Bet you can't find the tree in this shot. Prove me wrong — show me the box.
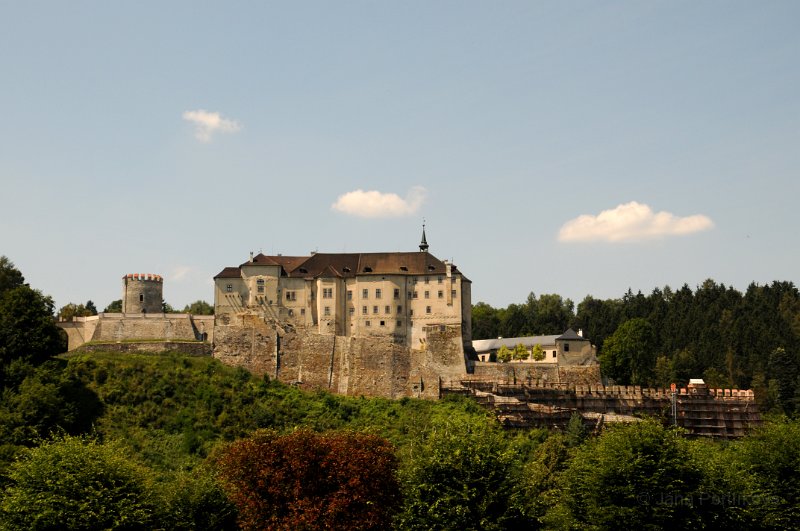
[497,345,512,363]
[0,285,65,369]
[183,300,214,315]
[768,347,799,415]
[733,419,800,527]
[472,302,501,340]
[0,360,103,447]
[0,436,158,529]
[562,420,704,529]
[104,299,122,313]
[513,343,529,361]
[600,318,657,386]
[85,300,97,315]
[398,416,525,530]
[217,429,400,531]
[0,256,25,296]
[531,344,545,362]
[57,302,95,321]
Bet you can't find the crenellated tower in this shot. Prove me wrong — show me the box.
[122,273,164,314]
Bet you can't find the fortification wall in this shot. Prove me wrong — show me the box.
[76,341,212,356]
[442,381,761,438]
[59,315,101,351]
[213,316,467,399]
[58,314,215,351]
[471,362,601,387]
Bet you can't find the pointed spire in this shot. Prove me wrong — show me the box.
[419,220,429,252]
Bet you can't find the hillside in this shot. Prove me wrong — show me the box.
[1,350,800,529]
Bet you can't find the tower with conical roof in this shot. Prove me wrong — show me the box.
[419,222,429,252]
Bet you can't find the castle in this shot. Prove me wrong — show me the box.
[211,230,474,398]
[214,229,471,347]
[54,233,761,434]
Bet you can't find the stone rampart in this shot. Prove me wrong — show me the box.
[213,316,467,399]
[75,341,212,356]
[58,313,214,351]
[471,362,601,387]
[442,380,761,438]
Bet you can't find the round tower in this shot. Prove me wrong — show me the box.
[122,273,164,314]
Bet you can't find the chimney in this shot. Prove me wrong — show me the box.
[249,251,254,262]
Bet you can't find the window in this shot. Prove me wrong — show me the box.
[393,288,400,299]
[375,288,382,299]
[564,343,570,352]
[552,351,556,358]
[410,309,414,316]
[324,306,331,316]
[226,284,232,292]
[288,309,294,317]
[412,277,418,284]
[438,276,443,284]
[396,320,402,327]
[451,277,456,284]
[380,320,385,327]
[373,305,378,314]
[347,290,352,301]
[397,305,402,314]
[451,290,457,299]
[300,308,305,316]
[139,294,144,302]
[424,291,430,299]
[323,288,333,299]
[366,320,371,327]
[438,290,443,299]
[413,291,418,299]
[407,291,412,298]
[385,305,391,314]
[257,279,265,293]
[362,306,368,315]
[424,277,429,284]
[426,306,432,314]
[286,291,296,301]
[349,307,355,317]
[362,288,368,299]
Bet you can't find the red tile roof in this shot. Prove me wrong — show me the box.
[217,252,470,281]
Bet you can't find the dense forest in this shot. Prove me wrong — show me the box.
[2,256,800,529]
[472,282,800,415]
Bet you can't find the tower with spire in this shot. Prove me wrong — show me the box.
[419,221,429,252]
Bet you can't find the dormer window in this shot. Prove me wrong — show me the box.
[427,265,435,271]
[299,268,308,274]
[400,266,408,271]
[363,266,373,273]
[343,267,351,273]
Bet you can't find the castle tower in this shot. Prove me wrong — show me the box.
[419,222,429,252]
[122,273,164,314]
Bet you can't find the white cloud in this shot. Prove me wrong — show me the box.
[558,201,714,243]
[331,186,427,218]
[182,109,241,142]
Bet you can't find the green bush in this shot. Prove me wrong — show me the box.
[0,436,158,530]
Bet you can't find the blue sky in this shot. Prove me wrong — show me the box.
[1,1,798,311]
